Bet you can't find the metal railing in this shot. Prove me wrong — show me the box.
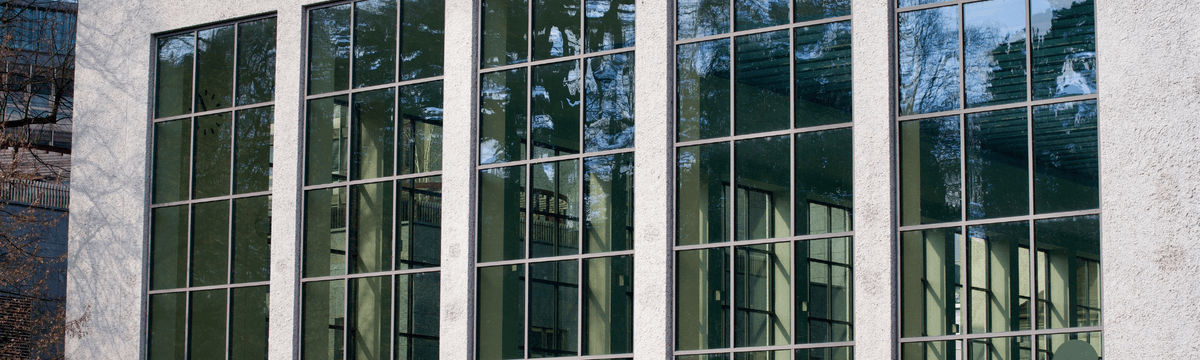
[0,180,68,209]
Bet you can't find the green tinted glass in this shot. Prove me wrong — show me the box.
[195,25,235,112]
[156,33,194,118]
[735,136,791,240]
[676,247,730,350]
[794,22,852,128]
[899,6,960,115]
[237,18,276,105]
[735,351,789,360]
[148,292,187,360]
[582,255,633,355]
[350,181,394,274]
[795,129,852,235]
[967,336,1030,360]
[234,106,274,194]
[481,0,528,67]
[677,0,729,39]
[795,346,854,360]
[585,0,634,52]
[677,143,730,246]
[302,280,346,360]
[584,52,635,152]
[192,113,233,199]
[901,228,962,338]
[396,272,441,359]
[151,205,188,290]
[964,0,1027,108]
[309,4,352,95]
[900,116,961,226]
[351,88,396,181]
[529,260,579,357]
[188,289,227,360]
[305,187,348,277]
[354,0,398,88]
[677,39,731,141]
[1035,215,1100,329]
[902,341,959,360]
[478,265,525,360]
[153,119,191,204]
[1031,0,1095,100]
[735,0,787,31]
[797,237,853,344]
[349,276,392,360]
[1033,100,1098,214]
[1037,331,1101,359]
[232,196,271,283]
[795,0,850,23]
[400,0,445,80]
[531,160,580,258]
[480,68,528,164]
[967,222,1030,334]
[306,96,350,185]
[230,286,270,360]
[531,60,581,158]
[532,0,581,60]
[735,242,790,347]
[400,81,444,174]
[191,200,230,287]
[583,153,634,253]
[397,177,442,269]
[966,108,1028,220]
[479,166,526,262]
[678,355,729,360]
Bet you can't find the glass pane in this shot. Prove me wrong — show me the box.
[355,0,398,88]
[350,182,394,274]
[900,116,961,226]
[531,160,580,258]
[479,166,527,262]
[188,289,227,360]
[234,106,274,194]
[232,196,271,283]
[676,247,730,350]
[735,350,789,360]
[1035,215,1100,329]
[968,336,1030,360]
[585,0,635,52]
[230,286,270,360]
[400,0,445,80]
[153,119,191,204]
[531,61,581,158]
[306,96,350,185]
[735,30,790,135]
[309,4,352,95]
[349,276,392,360]
[794,22,852,128]
[795,0,849,23]
[352,88,396,180]
[156,33,194,118]
[585,53,635,152]
[1033,100,1098,214]
[396,272,441,359]
[1037,331,1101,359]
[677,0,729,39]
[583,153,634,253]
[735,0,787,31]
[677,143,730,246]
[195,25,235,111]
[735,242,790,347]
[237,18,276,105]
[678,355,729,360]
[303,280,346,360]
[192,113,233,199]
[148,292,187,360]
[966,222,1030,334]
[677,39,731,141]
[1031,0,1095,100]
[480,68,528,164]
[533,0,581,60]
[901,227,962,337]
[400,80,444,174]
[530,260,579,357]
[735,136,790,240]
[582,255,633,355]
[966,108,1028,220]
[151,205,188,290]
[478,264,525,360]
[191,200,229,287]
[965,0,1027,108]
[899,6,961,115]
[481,0,528,67]
[901,341,959,360]
[397,177,442,269]
[795,129,852,235]
[797,237,853,344]
[305,187,348,277]
[795,346,854,360]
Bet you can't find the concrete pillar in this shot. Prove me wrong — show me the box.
[268,6,304,360]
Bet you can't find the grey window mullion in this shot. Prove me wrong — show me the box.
[524,261,531,358]
[395,0,402,84]
[224,285,232,360]
[184,288,193,359]
[389,273,397,360]
[231,24,240,107]
[349,3,357,91]
[343,271,350,360]
[191,31,198,115]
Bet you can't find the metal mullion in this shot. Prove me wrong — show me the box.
[226,186,235,289]
[184,287,193,358]
[674,232,855,251]
[897,325,1103,343]
[674,16,854,47]
[389,273,397,360]
[302,171,446,191]
[674,124,852,148]
[896,209,1101,232]
[342,269,350,360]
[349,2,357,93]
[728,145,736,350]
[156,103,279,123]
[395,0,402,86]
[304,77,446,101]
[895,0,991,14]
[788,135,796,350]
[575,255,583,358]
[524,259,531,359]
[191,31,198,114]
[300,268,442,283]
[959,223,968,347]
[147,281,274,295]
[156,13,279,37]
[150,190,274,209]
[224,285,232,360]
[480,47,637,74]
[672,341,857,356]
[895,94,1098,122]
[476,250,636,268]
[575,56,585,355]
[391,178,399,274]
[579,0,586,56]
[477,148,636,170]
[231,23,240,108]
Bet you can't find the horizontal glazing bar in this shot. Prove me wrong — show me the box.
[674,123,854,148]
[150,190,273,209]
[476,148,636,169]
[898,326,1104,343]
[674,15,854,46]
[673,232,855,251]
[152,102,276,123]
[154,13,277,38]
[479,47,636,74]
[302,75,446,100]
[896,0,1005,13]
[146,281,271,295]
[896,94,1099,122]
[299,267,443,282]
[672,341,857,356]
[475,250,636,268]
[896,209,1101,232]
[301,171,445,191]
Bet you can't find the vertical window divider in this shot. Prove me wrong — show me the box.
[523,261,531,358]
[349,4,357,90]
[342,272,350,360]
[232,25,240,105]
[527,0,533,64]
[224,286,232,360]
[576,57,586,356]
[191,34,198,115]
[184,289,193,358]
[395,0,403,84]
[728,139,736,349]
[389,271,397,360]
[1023,1,1039,351]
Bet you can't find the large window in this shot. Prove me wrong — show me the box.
[299,1,445,359]
[895,0,1101,359]
[673,0,854,358]
[147,15,277,360]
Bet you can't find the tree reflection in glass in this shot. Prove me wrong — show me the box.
[237,18,276,105]
[794,0,849,23]
[531,61,581,158]
[585,0,635,52]
[1033,100,1097,214]
[354,0,397,88]
[1031,0,1095,100]
[585,52,634,152]
[677,0,729,40]
[965,0,1027,108]
[900,116,961,226]
[232,196,271,283]
[400,81,444,174]
[480,68,528,164]
[156,33,193,118]
[533,0,581,60]
[735,31,790,135]
[735,0,787,31]
[308,4,351,95]
[351,89,396,181]
[235,106,273,194]
[482,0,529,67]
[195,25,235,112]
[899,6,960,116]
[584,153,633,253]
[678,39,730,141]
[401,0,445,80]
[192,113,232,199]
[794,21,852,128]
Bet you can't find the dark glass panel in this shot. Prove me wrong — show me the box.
[349,182,394,274]
[530,260,579,357]
[230,286,270,360]
[232,196,271,283]
[677,143,730,246]
[531,160,580,258]
[677,0,729,39]
[481,0,528,67]
[397,177,442,269]
[900,228,962,338]
[531,61,581,158]
[304,187,348,278]
[480,68,528,164]
[1036,331,1101,359]
[678,355,729,360]
[1035,215,1100,329]
[533,0,581,60]
[302,280,346,360]
[735,0,787,31]
[734,242,790,347]
[188,289,227,360]
[148,293,187,360]
[583,153,634,253]
[585,0,635,52]
[899,6,961,115]
[966,222,1030,334]
[306,96,350,185]
[584,52,635,152]
[195,25,235,111]
[237,18,276,105]
[1033,100,1098,214]
[735,136,791,240]
[349,276,392,360]
[899,116,961,226]
[400,0,445,80]
[676,247,730,350]
[192,112,233,199]
[151,205,188,290]
[795,346,854,360]
[966,108,1028,220]
[191,200,229,287]
[965,0,1027,108]
[734,351,789,360]
[898,0,952,7]
[796,237,853,344]
[309,4,352,95]
[396,272,441,359]
[735,30,790,135]
[234,106,274,194]
[794,0,850,23]
[478,265,525,360]
[582,255,633,355]
[400,81,444,174]
[901,341,959,360]
[794,22,852,128]
[354,0,398,88]
[1031,0,1096,100]
[153,119,191,204]
[352,88,396,181]
[156,33,193,118]
[479,166,527,262]
[677,39,731,141]
[968,336,1031,360]
[795,128,852,236]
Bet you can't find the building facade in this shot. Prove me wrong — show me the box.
[66,0,1200,359]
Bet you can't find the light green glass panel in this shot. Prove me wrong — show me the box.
[480,68,528,164]
[151,205,188,291]
[309,4,352,95]
[354,0,397,88]
[400,0,445,80]
[901,228,962,338]
[676,247,730,351]
[582,256,632,355]
[966,108,1028,220]
[677,39,730,141]
[901,341,958,360]
[900,116,961,226]
[351,89,396,181]
[794,21,852,128]
[735,242,790,347]
[478,265,525,360]
[531,160,580,258]
[583,153,633,253]
[584,52,635,152]
[396,272,440,359]
[479,166,526,263]
[191,200,229,287]
[234,106,274,194]
[1037,331,1101,360]
[306,96,350,186]
[734,350,789,360]
[795,129,852,236]
[232,196,271,283]
[532,0,580,60]
[153,119,191,204]
[584,0,634,52]
[303,280,346,360]
[237,18,276,105]
[677,355,729,360]
[677,143,730,246]
[1031,0,1095,100]
[1035,215,1100,329]
[195,25,235,111]
[530,260,579,357]
[898,6,960,115]
[531,60,581,158]
[349,276,392,360]
[230,286,270,360]
[968,336,1031,360]
[735,136,790,240]
[188,289,227,360]
[794,0,850,23]
[400,81,444,174]
[1033,100,1098,214]
[156,33,193,118]
[481,0,528,67]
[305,187,348,278]
[193,112,233,199]
[796,237,853,344]
[148,292,187,360]
[397,177,441,269]
[967,222,1030,334]
[350,181,394,274]
[796,346,854,360]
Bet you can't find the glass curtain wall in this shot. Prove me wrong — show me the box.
[299,1,445,359]
[895,0,1101,359]
[674,0,853,358]
[147,15,277,360]
[475,0,635,357]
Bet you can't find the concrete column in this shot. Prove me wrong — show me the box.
[269,5,305,360]
[851,0,898,358]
